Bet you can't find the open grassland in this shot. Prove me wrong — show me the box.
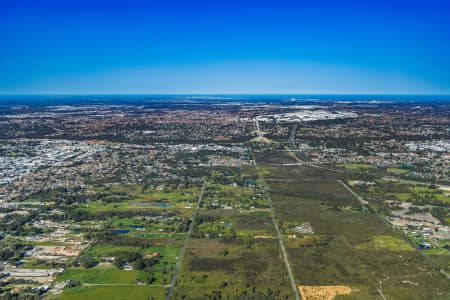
[88,242,180,259]
[57,265,147,284]
[254,151,450,300]
[172,238,294,299]
[55,285,165,300]
[354,235,414,251]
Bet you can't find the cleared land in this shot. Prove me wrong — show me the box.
[298,285,353,300]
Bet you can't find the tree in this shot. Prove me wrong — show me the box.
[78,252,98,268]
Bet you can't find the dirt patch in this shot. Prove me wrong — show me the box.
[298,285,353,300]
[253,235,275,239]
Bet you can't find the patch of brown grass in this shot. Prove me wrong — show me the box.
[298,285,353,300]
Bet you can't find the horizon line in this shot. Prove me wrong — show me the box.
[1,93,450,97]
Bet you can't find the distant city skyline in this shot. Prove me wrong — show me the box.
[1,0,450,95]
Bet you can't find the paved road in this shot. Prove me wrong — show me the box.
[165,179,207,300]
[288,124,298,148]
[255,119,262,136]
[258,166,301,300]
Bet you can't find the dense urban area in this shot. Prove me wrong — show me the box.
[0,96,449,300]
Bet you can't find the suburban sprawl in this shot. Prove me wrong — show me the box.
[0,95,448,300]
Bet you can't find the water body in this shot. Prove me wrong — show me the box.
[112,229,130,234]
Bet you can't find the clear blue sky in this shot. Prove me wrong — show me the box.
[1,0,449,94]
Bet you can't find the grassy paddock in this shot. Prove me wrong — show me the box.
[56,285,165,300]
[57,265,147,284]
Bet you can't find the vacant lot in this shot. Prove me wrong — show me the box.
[299,285,353,300]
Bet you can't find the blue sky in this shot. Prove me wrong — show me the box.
[1,0,449,94]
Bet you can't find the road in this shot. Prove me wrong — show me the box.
[165,179,207,300]
[337,180,369,206]
[288,123,310,162]
[257,165,301,300]
[255,119,262,137]
[288,123,298,149]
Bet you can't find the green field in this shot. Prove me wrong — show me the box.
[355,235,414,251]
[57,265,147,284]
[339,163,373,170]
[88,243,180,259]
[55,285,165,300]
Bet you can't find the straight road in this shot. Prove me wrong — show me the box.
[257,165,301,300]
[337,179,369,206]
[165,179,207,300]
